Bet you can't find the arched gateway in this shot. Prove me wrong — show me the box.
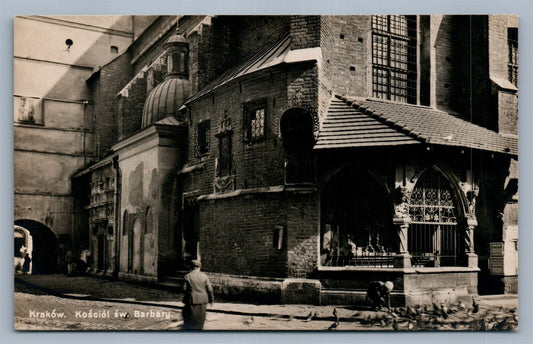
[320,166,396,267]
[14,220,58,274]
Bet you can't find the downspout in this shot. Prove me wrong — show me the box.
[82,100,89,165]
[113,155,121,278]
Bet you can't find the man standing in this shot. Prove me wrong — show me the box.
[182,260,214,330]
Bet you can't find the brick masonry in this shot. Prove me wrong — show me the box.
[89,52,133,158]
[77,15,519,303]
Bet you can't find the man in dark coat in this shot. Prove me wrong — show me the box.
[182,260,214,330]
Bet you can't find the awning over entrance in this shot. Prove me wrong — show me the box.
[315,95,518,156]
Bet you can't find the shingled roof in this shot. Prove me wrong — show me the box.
[314,98,420,149]
[184,34,321,106]
[315,95,518,156]
[185,35,291,105]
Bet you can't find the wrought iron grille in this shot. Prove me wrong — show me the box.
[371,15,417,104]
[330,252,395,268]
[408,169,461,267]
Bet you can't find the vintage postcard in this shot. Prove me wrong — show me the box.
[14,15,518,331]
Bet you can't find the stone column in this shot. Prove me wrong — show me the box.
[465,218,478,268]
[393,216,412,268]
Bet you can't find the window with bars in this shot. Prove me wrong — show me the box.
[196,120,210,156]
[244,100,267,142]
[408,168,464,267]
[508,28,518,87]
[371,15,417,104]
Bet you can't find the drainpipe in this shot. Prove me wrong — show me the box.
[112,155,121,278]
[82,100,89,165]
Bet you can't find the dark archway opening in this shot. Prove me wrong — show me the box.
[320,167,396,267]
[14,220,59,274]
[280,108,315,184]
[182,201,200,264]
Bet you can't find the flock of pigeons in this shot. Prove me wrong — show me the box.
[242,296,518,331]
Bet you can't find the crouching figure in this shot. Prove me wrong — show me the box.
[366,281,394,310]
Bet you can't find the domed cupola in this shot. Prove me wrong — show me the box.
[141,28,191,128]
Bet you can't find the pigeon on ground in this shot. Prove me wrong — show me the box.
[472,297,480,314]
[362,314,373,326]
[479,318,486,331]
[492,318,509,331]
[392,319,399,331]
[328,321,339,330]
[303,311,315,322]
[406,306,416,317]
[333,308,339,323]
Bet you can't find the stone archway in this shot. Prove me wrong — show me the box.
[14,220,59,274]
[407,166,466,267]
[319,166,396,267]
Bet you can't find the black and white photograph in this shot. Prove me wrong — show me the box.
[13,14,520,331]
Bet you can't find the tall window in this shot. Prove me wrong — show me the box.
[122,211,129,236]
[196,120,210,156]
[372,15,417,104]
[508,28,518,87]
[217,135,232,177]
[144,207,153,234]
[244,100,266,142]
[408,168,463,267]
[280,109,315,184]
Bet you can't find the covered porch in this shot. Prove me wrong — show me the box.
[311,95,517,306]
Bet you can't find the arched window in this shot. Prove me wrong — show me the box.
[320,166,395,267]
[122,211,129,236]
[280,108,315,184]
[408,167,464,267]
[145,207,153,234]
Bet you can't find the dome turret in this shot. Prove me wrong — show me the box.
[141,30,191,128]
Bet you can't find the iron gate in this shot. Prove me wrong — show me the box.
[408,168,461,267]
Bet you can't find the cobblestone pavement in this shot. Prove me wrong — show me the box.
[14,274,518,331]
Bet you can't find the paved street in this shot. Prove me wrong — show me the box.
[14,274,518,331]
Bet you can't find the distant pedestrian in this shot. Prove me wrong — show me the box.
[65,250,74,276]
[22,253,31,275]
[366,281,394,310]
[182,259,214,330]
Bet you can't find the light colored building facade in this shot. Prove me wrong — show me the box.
[13,15,153,273]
